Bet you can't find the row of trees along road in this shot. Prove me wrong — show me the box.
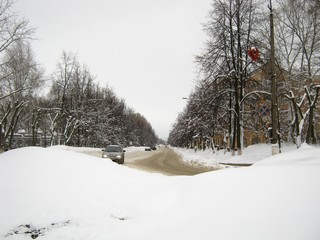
[0,0,158,151]
[168,0,320,155]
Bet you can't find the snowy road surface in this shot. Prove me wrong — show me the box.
[125,147,218,175]
[83,146,218,175]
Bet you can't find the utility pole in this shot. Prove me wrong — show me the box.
[269,0,279,155]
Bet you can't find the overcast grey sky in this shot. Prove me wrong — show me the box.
[15,0,211,140]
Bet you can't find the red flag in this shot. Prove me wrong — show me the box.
[247,47,260,61]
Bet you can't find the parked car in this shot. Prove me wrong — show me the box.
[102,145,125,164]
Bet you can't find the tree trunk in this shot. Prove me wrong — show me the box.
[8,101,25,149]
[306,87,319,145]
[0,124,3,152]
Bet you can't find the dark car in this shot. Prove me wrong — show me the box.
[102,145,125,164]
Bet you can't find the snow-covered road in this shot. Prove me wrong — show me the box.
[125,147,218,175]
[79,146,218,175]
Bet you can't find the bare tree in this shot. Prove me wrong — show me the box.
[0,0,36,151]
[0,100,27,149]
[1,40,44,100]
[275,0,320,146]
[0,0,34,54]
[195,0,263,155]
[0,41,43,150]
[50,51,78,113]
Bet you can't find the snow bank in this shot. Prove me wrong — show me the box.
[50,145,147,153]
[256,143,320,166]
[174,143,298,166]
[0,145,319,240]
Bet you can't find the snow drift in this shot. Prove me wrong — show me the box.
[0,145,319,240]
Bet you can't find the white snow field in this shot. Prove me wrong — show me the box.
[0,144,319,240]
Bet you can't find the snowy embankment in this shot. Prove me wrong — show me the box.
[0,144,319,240]
[174,143,298,166]
[50,145,147,154]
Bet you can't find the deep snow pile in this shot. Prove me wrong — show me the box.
[0,145,319,240]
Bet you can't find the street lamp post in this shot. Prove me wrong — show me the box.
[269,0,279,155]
